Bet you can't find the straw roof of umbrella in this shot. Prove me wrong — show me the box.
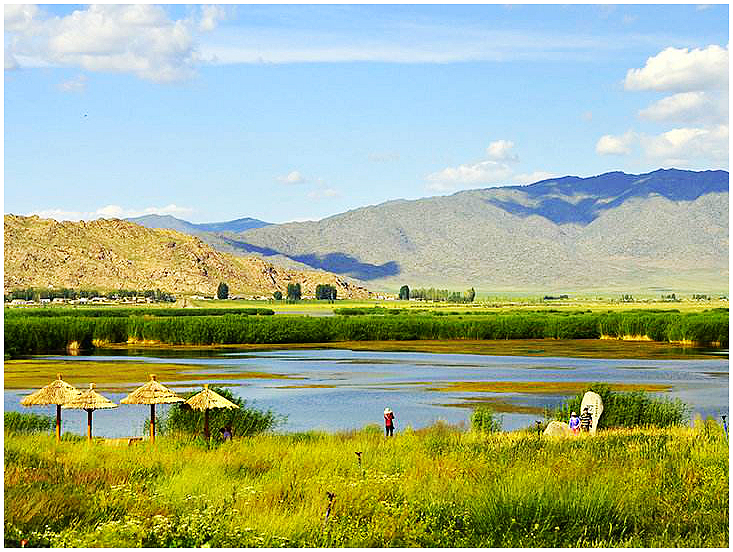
[20,374,81,406]
[62,383,119,410]
[185,384,239,411]
[120,374,185,405]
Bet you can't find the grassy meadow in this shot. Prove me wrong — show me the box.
[4,421,728,547]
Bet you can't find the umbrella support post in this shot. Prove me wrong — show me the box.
[86,409,93,441]
[205,410,210,449]
[150,404,156,444]
[56,404,61,442]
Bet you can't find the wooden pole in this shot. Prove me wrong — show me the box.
[56,404,61,442]
[86,409,93,441]
[150,403,156,443]
[204,409,210,444]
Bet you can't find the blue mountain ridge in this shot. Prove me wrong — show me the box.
[482,168,728,225]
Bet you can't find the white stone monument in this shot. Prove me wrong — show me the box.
[580,391,604,434]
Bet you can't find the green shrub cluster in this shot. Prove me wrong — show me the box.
[470,406,502,433]
[160,387,279,441]
[554,383,689,429]
[4,412,54,434]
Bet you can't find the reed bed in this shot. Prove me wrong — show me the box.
[4,310,728,357]
[4,422,728,547]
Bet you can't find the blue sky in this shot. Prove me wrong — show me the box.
[4,3,729,223]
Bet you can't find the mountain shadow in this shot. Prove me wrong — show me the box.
[220,237,400,281]
[485,168,728,225]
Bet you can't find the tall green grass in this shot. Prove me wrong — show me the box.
[4,412,54,434]
[4,423,728,547]
[4,310,728,357]
[3,307,274,318]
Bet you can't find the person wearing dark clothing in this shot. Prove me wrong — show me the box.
[384,407,395,436]
[579,407,592,432]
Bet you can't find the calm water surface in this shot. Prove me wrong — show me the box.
[5,348,729,438]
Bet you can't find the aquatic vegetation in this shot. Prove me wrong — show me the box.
[5,310,728,358]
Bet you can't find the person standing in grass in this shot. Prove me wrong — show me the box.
[579,407,592,432]
[569,411,580,435]
[384,408,395,437]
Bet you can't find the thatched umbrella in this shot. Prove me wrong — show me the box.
[62,383,118,441]
[185,384,239,442]
[120,374,184,443]
[20,373,81,442]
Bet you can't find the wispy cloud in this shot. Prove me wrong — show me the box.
[277,170,306,184]
[27,204,194,222]
[58,74,87,93]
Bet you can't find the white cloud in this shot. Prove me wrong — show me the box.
[596,130,637,155]
[600,43,729,168]
[28,203,194,221]
[486,139,519,162]
[58,74,87,92]
[624,45,728,92]
[5,50,19,70]
[641,125,728,165]
[426,160,513,191]
[199,5,231,32]
[4,4,201,82]
[277,171,306,184]
[307,188,341,199]
[638,90,727,125]
[4,4,39,32]
[512,171,558,185]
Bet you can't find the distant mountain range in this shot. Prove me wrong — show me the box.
[7,168,728,295]
[147,168,726,293]
[127,214,271,234]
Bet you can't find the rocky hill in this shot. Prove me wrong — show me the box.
[221,168,728,293]
[3,215,371,298]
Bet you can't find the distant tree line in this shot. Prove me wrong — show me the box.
[4,288,175,303]
[409,287,476,303]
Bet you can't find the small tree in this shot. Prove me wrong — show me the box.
[471,406,502,433]
[216,282,229,300]
[399,285,410,300]
[273,290,283,300]
[286,283,302,302]
[465,287,476,302]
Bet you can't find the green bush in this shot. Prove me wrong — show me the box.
[4,412,54,434]
[471,406,502,433]
[554,383,689,429]
[159,387,279,440]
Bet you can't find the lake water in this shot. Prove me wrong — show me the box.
[5,348,729,438]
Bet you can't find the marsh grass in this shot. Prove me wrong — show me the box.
[4,422,727,547]
[5,310,728,358]
[4,412,54,434]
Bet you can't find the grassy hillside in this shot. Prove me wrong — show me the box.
[229,170,728,292]
[3,215,370,298]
